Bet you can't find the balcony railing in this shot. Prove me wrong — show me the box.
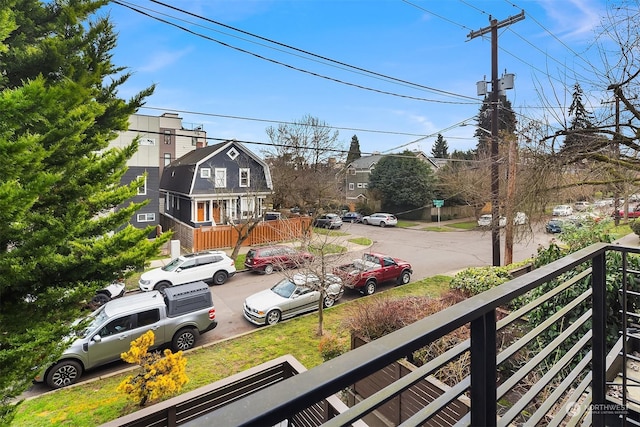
[108,242,640,426]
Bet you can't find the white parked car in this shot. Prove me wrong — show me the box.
[574,201,590,211]
[477,212,527,227]
[477,214,506,227]
[139,250,236,292]
[243,274,344,326]
[362,213,398,227]
[552,205,573,216]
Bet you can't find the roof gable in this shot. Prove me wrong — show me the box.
[160,140,272,195]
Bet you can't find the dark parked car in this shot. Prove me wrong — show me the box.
[244,245,314,274]
[313,213,343,229]
[341,212,363,223]
[546,218,581,233]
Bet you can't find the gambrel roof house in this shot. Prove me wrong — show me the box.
[160,140,273,227]
[344,152,438,202]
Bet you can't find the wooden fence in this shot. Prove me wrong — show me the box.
[166,216,312,253]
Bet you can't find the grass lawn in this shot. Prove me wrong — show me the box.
[12,275,452,426]
[396,220,419,228]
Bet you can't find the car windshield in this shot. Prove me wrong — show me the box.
[161,257,183,272]
[79,307,109,338]
[271,279,297,298]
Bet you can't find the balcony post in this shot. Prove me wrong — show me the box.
[471,309,497,426]
[592,251,606,426]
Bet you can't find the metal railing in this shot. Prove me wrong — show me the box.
[191,243,640,426]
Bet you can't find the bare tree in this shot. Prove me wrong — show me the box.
[257,221,356,336]
[264,115,345,211]
[523,2,640,207]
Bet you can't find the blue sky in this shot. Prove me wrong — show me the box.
[104,0,611,157]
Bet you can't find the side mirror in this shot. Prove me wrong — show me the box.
[93,335,102,343]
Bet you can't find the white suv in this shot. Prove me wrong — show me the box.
[139,251,236,292]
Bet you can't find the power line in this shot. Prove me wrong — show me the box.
[113,0,478,104]
[140,106,436,138]
[147,0,478,102]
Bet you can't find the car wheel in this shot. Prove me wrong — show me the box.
[362,219,368,225]
[263,264,274,275]
[363,280,376,296]
[213,271,228,285]
[266,309,281,325]
[398,270,411,285]
[379,222,386,227]
[46,360,82,389]
[91,293,110,306]
[155,281,170,293]
[323,296,336,308]
[172,328,197,351]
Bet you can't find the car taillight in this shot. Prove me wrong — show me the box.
[209,308,215,320]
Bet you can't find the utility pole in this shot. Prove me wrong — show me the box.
[468,11,525,268]
[607,84,622,225]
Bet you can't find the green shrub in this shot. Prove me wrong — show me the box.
[318,333,347,361]
[630,219,640,237]
[449,266,513,297]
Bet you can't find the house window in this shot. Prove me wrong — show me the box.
[349,183,354,191]
[164,153,171,166]
[200,168,211,179]
[164,130,172,144]
[137,213,155,222]
[349,168,356,175]
[362,183,368,188]
[139,138,155,146]
[239,168,250,187]
[240,197,255,218]
[137,175,147,195]
[226,147,239,160]
[192,137,198,146]
[214,168,227,188]
[357,183,363,188]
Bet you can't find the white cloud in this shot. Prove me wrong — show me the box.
[138,48,194,73]
[538,0,604,40]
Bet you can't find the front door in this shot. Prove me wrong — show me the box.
[197,202,205,222]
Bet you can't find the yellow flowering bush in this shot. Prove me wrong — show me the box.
[117,330,188,406]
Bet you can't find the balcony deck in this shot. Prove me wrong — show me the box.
[106,240,640,427]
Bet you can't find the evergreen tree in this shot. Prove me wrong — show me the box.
[368,151,435,209]
[476,95,517,156]
[0,1,169,420]
[346,134,362,165]
[563,82,596,156]
[451,149,476,160]
[431,134,449,158]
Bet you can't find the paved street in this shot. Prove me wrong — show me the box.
[20,221,579,398]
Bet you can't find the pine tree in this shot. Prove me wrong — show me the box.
[431,134,449,158]
[0,1,170,420]
[563,82,596,156]
[346,134,362,165]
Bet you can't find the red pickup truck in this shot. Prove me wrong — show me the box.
[333,252,413,296]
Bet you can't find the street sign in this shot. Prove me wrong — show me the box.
[433,199,444,208]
